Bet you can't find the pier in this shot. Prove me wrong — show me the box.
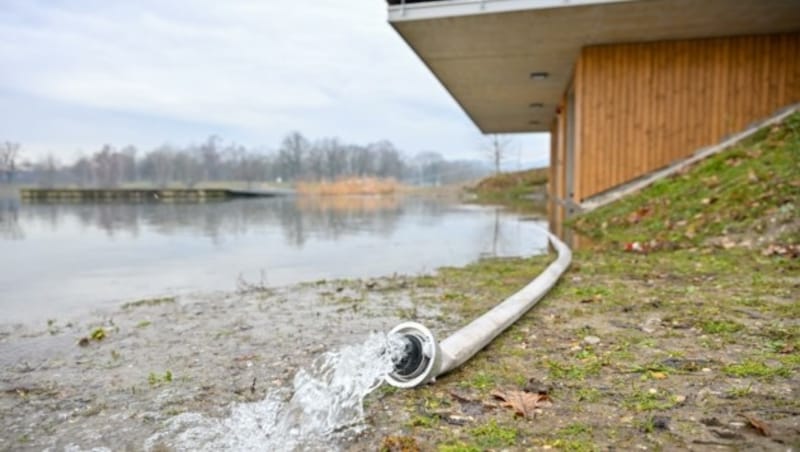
[19,188,294,202]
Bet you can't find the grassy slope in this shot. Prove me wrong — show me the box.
[468,168,548,211]
[573,113,799,251]
[370,114,800,451]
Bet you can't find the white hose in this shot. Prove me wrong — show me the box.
[385,228,572,387]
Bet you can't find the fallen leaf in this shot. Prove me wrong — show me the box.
[703,175,720,188]
[380,435,421,452]
[624,242,646,253]
[748,169,759,183]
[627,207,652,224]
[741,414,771,437]
[747,148,763,159]
[491,390,552,418]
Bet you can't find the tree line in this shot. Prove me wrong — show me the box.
[1,133,491,188]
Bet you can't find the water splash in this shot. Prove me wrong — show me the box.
[146,332,405,451]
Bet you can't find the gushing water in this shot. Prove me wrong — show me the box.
[145,332,406,451]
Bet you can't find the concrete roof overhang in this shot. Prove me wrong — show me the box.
[388,0,800,133]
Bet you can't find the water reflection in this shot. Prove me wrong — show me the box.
[7,197,446,247]
[0,196,548,324]
[0,197,23,241]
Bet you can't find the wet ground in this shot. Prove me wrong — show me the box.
[1,247,798,451]
[0,275,464,451]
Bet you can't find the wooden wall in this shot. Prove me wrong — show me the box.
[572,33,800,201]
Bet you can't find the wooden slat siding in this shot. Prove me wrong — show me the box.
[621,43,632,186]
[606,44,625,189]
[575,46,597,200]
[573,33,800,201]
[558,92,567,204]
[573,62,583,204]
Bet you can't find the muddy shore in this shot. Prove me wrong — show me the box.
[0,275,462,451]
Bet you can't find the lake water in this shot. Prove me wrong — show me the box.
[0,196,547,324]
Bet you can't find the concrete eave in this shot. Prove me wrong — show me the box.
[388,0,800,134]
[388,0,632,22]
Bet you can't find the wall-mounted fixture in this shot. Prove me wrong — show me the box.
[529,102,544,108]
[529,72,549,80]
[529,120,541,125]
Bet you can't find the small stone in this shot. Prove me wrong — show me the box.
[701,367,712,372]
[583,335,601,345]
[648,388,658,395]
[641,316,662,334]
[652,415,670,430]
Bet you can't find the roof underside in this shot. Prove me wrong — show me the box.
[389,0,800,133]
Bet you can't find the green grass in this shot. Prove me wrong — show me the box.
[468,167,548,211]
[723,360,790,379]
[468,420,518,448]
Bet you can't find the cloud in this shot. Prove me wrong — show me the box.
[0,0,549,162]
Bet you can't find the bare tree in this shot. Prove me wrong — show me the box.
[38,154,59,188]
[484,134,514,175]
[0,141,21,183]
[278,132,309,181]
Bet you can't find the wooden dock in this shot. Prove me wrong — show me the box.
[19,188,294,202]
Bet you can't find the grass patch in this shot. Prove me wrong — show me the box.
[624,389,679,411]
[723,360,790,379]
[437,442,481,452]
[468,168,548,211]
[148,370,173,386]
[468,419,517,449]
[122,296,176,310]
[700,320,744,335]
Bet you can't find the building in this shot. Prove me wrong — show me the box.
[385,0,800,229]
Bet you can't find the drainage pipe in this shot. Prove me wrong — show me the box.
[386,229,572,388]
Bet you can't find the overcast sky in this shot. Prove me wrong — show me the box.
[0,0,549,165]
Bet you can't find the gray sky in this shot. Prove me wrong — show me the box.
[0,0,549,165]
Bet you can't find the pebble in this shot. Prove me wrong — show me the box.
[583,335,601,345]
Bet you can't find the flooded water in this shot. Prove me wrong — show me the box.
[0,195,547,324]
[146,332,406,451]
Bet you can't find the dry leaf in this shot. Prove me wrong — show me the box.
[741,414,771,437]
[491,390,552,418]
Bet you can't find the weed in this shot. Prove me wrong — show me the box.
[576,388,602,403]
[559,423,592,436]
[724,360,790,379]
[468,419,517,448]
[148,370,174,386]
[90,327,106,341]
[548,360,601,380]
[726,384,752,398]
[437,442,481,452]
[409,415,438,428]
[700,320,743,335]
[461,372,495,391]
[624,389,678,411]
